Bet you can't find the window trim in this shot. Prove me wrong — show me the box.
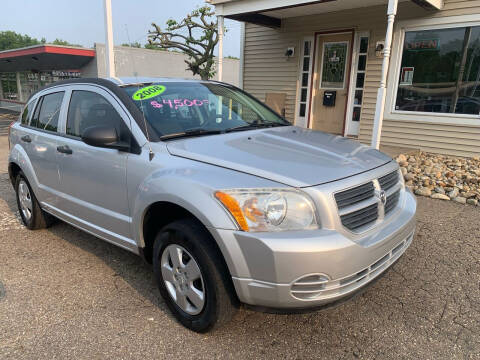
[386,14,480,126]
[21,85,70,134]
[33,91,66,133]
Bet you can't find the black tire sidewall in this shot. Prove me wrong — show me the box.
[152,220,222,332]
[15,172,34,229]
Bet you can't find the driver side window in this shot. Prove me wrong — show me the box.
[66,90,130,141]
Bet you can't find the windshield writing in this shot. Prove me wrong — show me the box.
[123,82,289,139]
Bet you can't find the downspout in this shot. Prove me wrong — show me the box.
[371,0,398,149]
[217,15,225,82]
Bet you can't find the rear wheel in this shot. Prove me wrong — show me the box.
[15,172,54,230]
[153,219,237,332]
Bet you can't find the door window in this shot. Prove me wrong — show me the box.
[31,92,64,132]
[21,100,36,125]
[66,90,130,141]
[321,42,349,89]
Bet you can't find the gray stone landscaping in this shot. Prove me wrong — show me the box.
[397,152,480,206]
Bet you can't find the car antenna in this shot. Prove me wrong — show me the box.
[125,24,155,161]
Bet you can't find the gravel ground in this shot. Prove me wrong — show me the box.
[0,111,17,136]
[0,135,479,359]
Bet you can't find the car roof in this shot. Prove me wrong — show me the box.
[107,77,211,86]
[28,76,228,101]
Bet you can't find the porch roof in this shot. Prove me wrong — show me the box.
[207,0,443,27]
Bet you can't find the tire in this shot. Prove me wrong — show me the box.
[153,218,238,332]
[15,171,54,230]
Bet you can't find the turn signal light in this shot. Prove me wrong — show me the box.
[214,191,249,231]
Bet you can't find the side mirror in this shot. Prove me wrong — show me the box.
[81,125,130,151]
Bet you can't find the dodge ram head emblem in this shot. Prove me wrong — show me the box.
[378,190,387,205]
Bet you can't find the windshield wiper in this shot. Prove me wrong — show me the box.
[225,122,290,133]
[160,128,224,141]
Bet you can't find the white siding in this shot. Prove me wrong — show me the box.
[242,0,480,157]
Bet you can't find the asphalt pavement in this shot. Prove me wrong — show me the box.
[0,128,478,359]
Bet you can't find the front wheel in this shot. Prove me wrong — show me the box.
[153,219,237,332]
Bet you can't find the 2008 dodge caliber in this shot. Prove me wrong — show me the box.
[8,77,416,332]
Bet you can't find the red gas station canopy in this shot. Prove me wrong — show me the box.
[0,45,95,72]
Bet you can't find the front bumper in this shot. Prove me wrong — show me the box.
[210,189,416,309]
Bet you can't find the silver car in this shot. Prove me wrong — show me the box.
[8,77,416,332]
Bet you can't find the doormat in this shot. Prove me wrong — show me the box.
[0,281,5,300]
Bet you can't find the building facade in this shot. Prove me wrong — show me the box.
[0,43,239,112]
[210,0,480,157]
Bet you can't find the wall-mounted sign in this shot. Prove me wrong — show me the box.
[51,70,81,77]
[406,39,440,51]
[400,67,414,85]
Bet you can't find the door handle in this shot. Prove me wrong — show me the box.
[21,135,32,143]
[57,145,73,155]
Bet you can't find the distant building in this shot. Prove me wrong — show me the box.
[0,43,239,112]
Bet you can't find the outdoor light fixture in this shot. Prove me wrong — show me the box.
[285,47,295,57]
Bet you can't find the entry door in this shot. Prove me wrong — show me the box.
[311,33,352,135]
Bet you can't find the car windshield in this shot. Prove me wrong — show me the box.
[122,82,290,140]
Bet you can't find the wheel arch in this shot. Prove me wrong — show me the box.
[140,201,231,270]
[8,144,40,193]
[140,200,240,303]
[8,162,22,186]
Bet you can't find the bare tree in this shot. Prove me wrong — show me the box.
[148,6,220,80]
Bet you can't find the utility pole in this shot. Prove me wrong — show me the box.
[217,15,224,82]
[104,0,115,78]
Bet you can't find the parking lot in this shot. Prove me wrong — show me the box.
[0,117,479,359]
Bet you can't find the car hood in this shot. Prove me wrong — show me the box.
[166,126,392,188]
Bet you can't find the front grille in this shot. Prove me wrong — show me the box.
[340,203,378,231]
[334,182,375,209]
[334,168,402,232]
[290,232,414,301]
[379,170,400,190]
[385,190,400,215]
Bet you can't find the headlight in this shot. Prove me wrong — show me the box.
[214,189,319,232]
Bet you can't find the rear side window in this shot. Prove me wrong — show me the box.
[66,90,130,141]
[21,101,36,125]
[31,92,65,132]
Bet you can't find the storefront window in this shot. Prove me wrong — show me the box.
[395,26,480,116]
[0,70,81,102]
[0,73,17,100]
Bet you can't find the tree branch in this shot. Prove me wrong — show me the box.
[147,5,219,80]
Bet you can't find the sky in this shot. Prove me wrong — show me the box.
[0,0,241,57]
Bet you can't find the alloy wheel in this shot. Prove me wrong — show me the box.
[18,180,33,221]
[160,244,205,315]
